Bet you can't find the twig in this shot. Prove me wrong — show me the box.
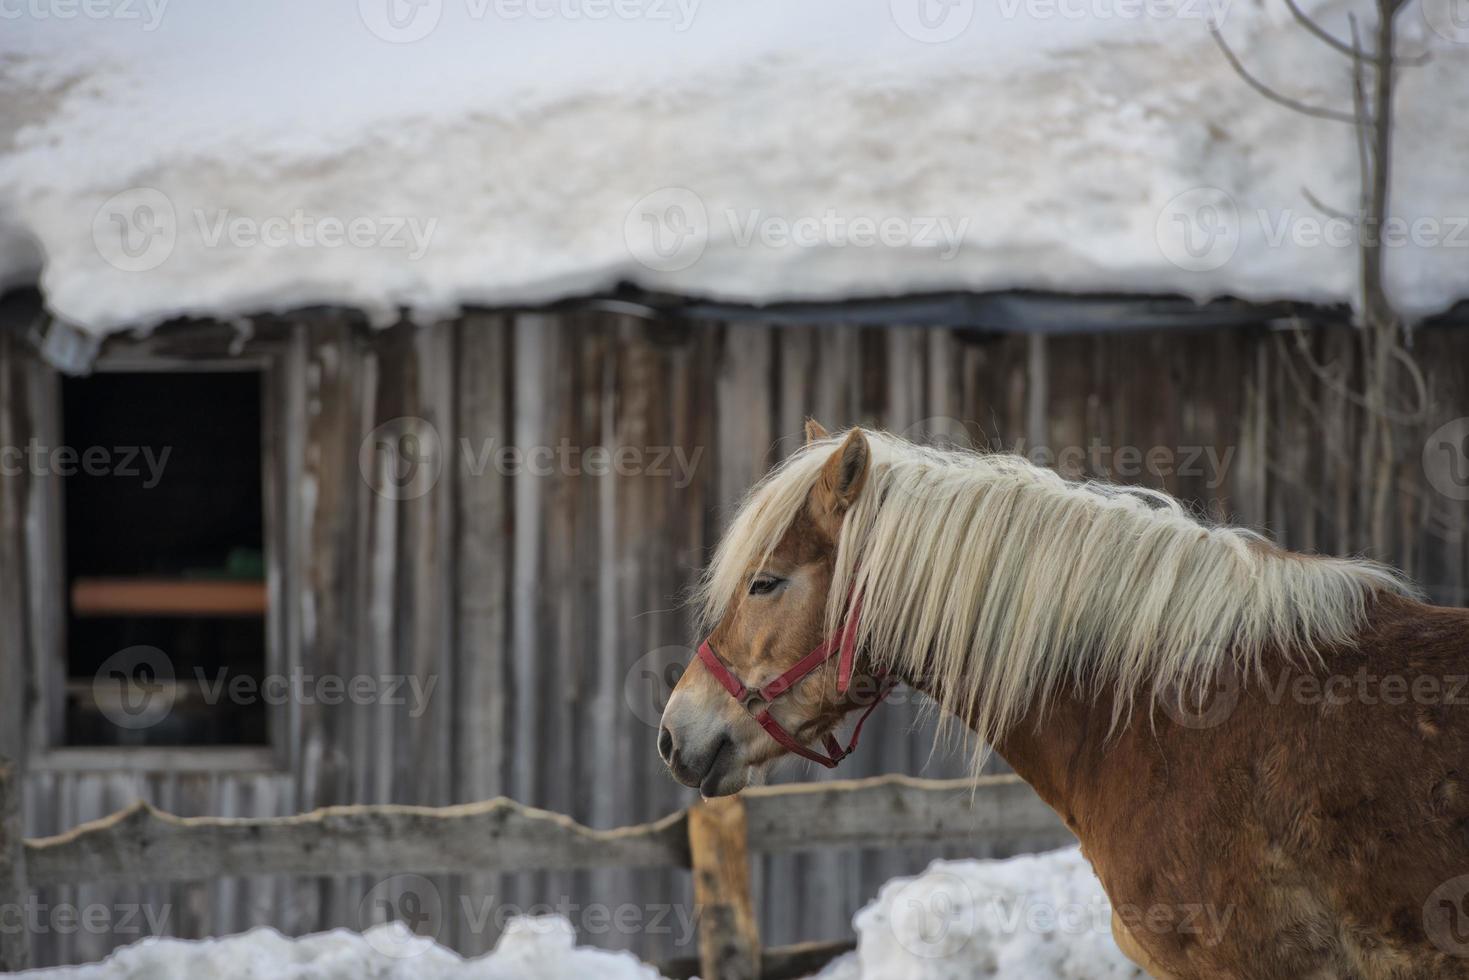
[1281,0,1429,66]
[1348,16,1373,223]
[1283,329,1427,425]
[1301,187,1353,222]
[1207,20,1357,124]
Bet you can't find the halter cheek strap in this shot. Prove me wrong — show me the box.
[695,600,895,769]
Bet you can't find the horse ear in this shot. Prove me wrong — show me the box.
[819,429,870,513]
[804,418,830,444]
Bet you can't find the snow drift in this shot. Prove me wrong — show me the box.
[21,849,1145,979]
[21,916,670,980]
[2,0,1466,340]
[818,847,1145,979]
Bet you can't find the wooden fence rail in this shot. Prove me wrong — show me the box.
[0,765,1074,977]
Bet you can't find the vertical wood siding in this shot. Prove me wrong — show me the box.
[1,315,1466,966]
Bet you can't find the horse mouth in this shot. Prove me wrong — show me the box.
[698,737,740,797]
[662,729,747,797]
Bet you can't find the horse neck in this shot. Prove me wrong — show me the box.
[991,694,1110,828]
[900,661,1109,831]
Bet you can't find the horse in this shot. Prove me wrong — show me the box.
[657,422,1469,979]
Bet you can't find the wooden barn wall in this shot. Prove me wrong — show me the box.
[1,314,1466,967]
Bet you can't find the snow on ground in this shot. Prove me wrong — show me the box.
[20,849,1145,978]
[816,847,1145,980]
[1,0,1466,341]
[21,916,669,980]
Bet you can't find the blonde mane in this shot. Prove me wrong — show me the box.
[697,429,1412,758]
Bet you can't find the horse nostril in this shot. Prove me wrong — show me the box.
[658,726,675,764]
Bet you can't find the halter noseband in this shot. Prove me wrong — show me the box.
[695,599,895,769]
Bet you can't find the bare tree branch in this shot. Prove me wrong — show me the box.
[1207,20,1357,124]
[1281,0,1429,66]
[1282,327,1427,425]
[1348,15,1373,219]
[1358,4,1398,330]
[1301,186,1353,221]
[1219,0,1426,557]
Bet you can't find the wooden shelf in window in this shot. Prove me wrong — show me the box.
[71,578,268,617]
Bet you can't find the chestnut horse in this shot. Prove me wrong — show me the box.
[658,423,1469,979]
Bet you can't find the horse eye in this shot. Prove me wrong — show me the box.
[748,575,784,596]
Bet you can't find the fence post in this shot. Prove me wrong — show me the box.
[688,796,760,980]
[0,757,28,971]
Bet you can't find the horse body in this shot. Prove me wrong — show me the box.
[988,593,1469,978]
[659,424,1469,979]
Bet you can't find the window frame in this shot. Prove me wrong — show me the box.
[27,339,299,774]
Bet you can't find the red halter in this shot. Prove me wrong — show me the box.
[695,599,895,769]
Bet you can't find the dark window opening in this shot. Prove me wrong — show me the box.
[61,372,268,747]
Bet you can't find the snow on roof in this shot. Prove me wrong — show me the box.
[1,0,1466,339]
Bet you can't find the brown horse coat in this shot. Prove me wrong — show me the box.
[978,593,1469,979]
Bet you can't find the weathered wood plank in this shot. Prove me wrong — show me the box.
[20,773,1064,884]
[741,774,1073,852]
[25,797,692,887]
[0,759,30,971]
[0,331,33,769]
[689,796,760,980]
